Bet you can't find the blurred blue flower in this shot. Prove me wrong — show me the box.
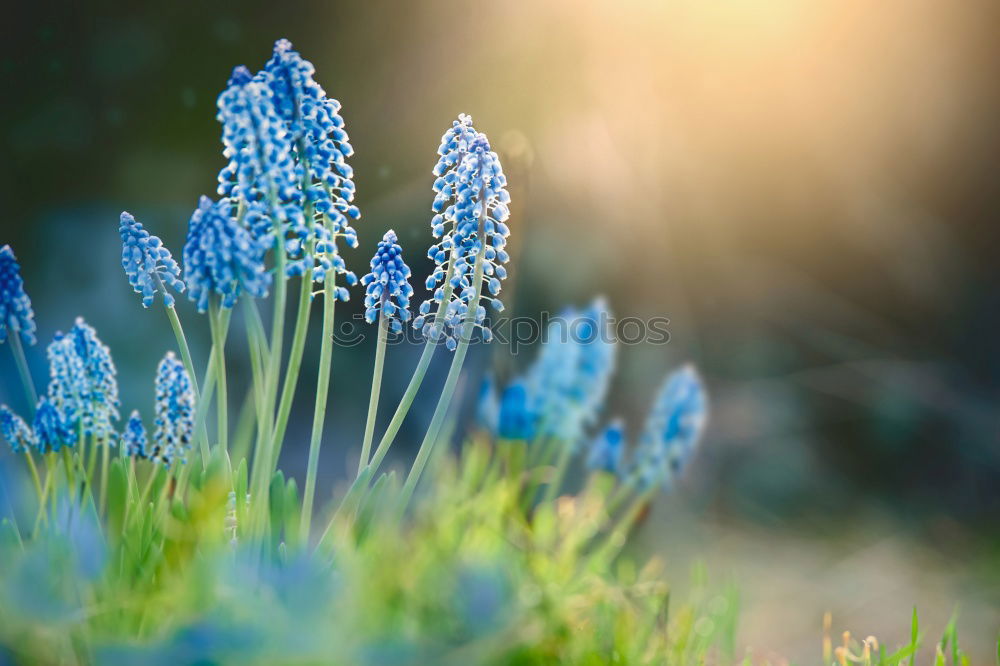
[32,398,73,453]
[0,405,33,453]
[183,196,271,312]
[361,231,413,333]
[525,316,583,441]
[122,410,148,459]
[475,374,499,433]
[415,119,510,350]
[152,352,194,466]
[632,364,707,490]
[119,211,185,308]
[0,244,36,345]
[587,419,625,474]
[497,379,535,440]
[46,319,120,442]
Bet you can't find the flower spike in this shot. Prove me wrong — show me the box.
[32,398,73,454]
[122,410,149,459]
[0,405,33,453]
[414,118,511,350]
[360,230,413,333]
[119,212,185,308]
[587,419,625,474]
[0,244,37,345]
[183,196,271,312]
[46,318,120,443]
[631,364,707,491]
[151,352,195,466]
[216,65,302,242]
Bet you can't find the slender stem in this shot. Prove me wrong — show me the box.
[32,454,54,535]
[400,240,488,511]
[299,274,337,541]
[161,302,212,457]
[23,449,42,500]
[358,314,390,476]
[270,266,314,473]
[137,465,160,512]
[209,302,230,454]
[193,347,218,467]
[8,333,37,407]
[541,441,573,505]
[98,438,110,515]
[365,265,458,480]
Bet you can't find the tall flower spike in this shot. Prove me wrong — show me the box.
[0,405,33,453]
[264,39,360,285]
[415,119,511,350]
[0,244,37,345]
[524,314,583,441]
[122,410,148,459]
[46,319,120,442]
[32,398,72,454]
[632,364,707,491]
[119,212,185,308]
[565,299,617,431]
[587,419,625,474]
[360,231,413,333]
[216,65,303,243]
[183,196,271,312]
[152,352,195,466]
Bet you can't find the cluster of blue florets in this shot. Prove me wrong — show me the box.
[46,318,120,443]
[414,116,511,350]
[477,299,706,491]
[361,231,413,333]
[182,196,272,312]
[0,245,36,346]
[0,405,33,453]
[150,352,195,466]
[119,212,185,308]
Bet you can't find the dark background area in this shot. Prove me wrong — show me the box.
[2,0,999,545]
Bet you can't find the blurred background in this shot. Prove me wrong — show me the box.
[2,0,999,661]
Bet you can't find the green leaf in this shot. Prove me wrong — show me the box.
[106,458,128,538]
[269,470,286,553]
[284,477,300,550]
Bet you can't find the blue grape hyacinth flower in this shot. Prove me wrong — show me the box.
[0,244,37,345]
[122,410,148,459]
[152,352,195,466]
[264,40,360,257]
[587,419,625,474]
[360,230,413,333]
[632,364,707,491]
[216,65,302,242]
[0,405,34,453]
[183,196,271,312]
[119,212,185,308]
[46,319,120,443]
[32,398,73,454]
[415,119,511,350]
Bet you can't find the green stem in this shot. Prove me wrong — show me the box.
[300,274,337,542]
[98,438,110,515]
[8,333,37,407]
[193,347,217,467]
[23,449,42,500]
[399,228,489,512]
[163,303,211,454]
[364,266,458,480]
[270,266,314,474]
[358,314,390,476]
[33,454,55,535]
[209,302,230,454]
